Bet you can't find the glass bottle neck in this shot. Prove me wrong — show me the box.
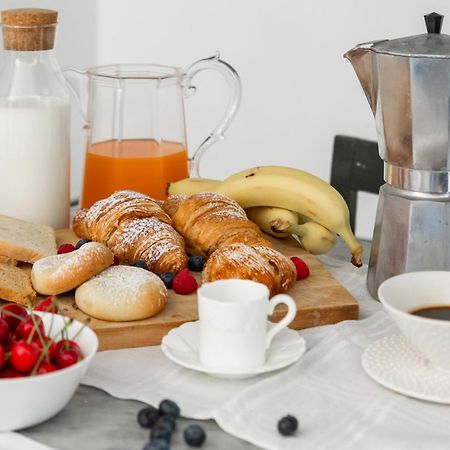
[0,48,68,99]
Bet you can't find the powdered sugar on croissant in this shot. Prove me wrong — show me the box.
[203,243,296,296]
[72,190,187,273]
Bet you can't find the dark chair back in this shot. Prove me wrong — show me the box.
[330,135,384,231]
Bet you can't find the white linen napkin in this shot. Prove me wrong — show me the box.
[214,311,450,450]
[82,256,378,420]
[82,344,281,419]
[0,432,57,450]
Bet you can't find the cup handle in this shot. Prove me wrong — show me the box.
[266,294,297,349]
[184,52,242,177]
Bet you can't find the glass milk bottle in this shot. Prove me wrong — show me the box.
[0,8,70,228]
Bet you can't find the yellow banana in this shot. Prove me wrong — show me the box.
[270,219,337,254]
[245,206,297,238]
[168,177,220,196]
[217,166,362,266]
[246,206,337,254]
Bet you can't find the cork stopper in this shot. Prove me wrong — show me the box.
[1,8,58,51]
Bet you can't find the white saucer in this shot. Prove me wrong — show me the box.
[362,333,450,404]
[161,321,306,379]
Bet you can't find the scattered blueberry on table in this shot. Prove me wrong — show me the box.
[150,423,172,443]
[137,405,160,429]
[277,414,298,436]
[187,255,205,272]
[143,440,169,450]
[159,399,181,418]
[184,424,207,447]
[138,399,182,449]
[157,415,176,432]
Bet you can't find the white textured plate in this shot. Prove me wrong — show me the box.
[362,334,450,404]
[161,321,306,379]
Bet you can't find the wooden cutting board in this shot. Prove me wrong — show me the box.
[44,229,359,351]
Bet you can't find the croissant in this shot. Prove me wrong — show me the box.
[163,192,296,295]
[203,243,296,296]
[162,192,270,256]
[72,190,188,273]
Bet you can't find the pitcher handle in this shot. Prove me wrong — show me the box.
[184,52,242,177]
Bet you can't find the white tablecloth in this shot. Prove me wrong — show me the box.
[81,256,450,449]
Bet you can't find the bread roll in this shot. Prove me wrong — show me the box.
[31,242,113,295]
[75,266,167,321]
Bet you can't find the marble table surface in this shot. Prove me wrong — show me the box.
[20,239,372,450]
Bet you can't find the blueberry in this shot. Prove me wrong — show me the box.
[184,425,206,447]
[143,440,169,450]
[159,399,180,418]
[150,423,172,443]
[159,272,176,289]
[187,255,205,272]
[132,260,148,270]
[137,406,160,429]
[277,415,298,436]
[75,239,91,250]
[156,415,176,432]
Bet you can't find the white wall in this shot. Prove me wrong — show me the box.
[95,0,449,238]
[3,0,450,239]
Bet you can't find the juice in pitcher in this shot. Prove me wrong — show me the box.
[81,139,188,208]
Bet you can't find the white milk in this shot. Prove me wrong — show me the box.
[0,96,70,228]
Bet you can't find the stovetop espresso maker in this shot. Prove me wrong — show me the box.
[345,13,450,299]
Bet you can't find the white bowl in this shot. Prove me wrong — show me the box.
[378,271,450,370]
[0,312,98,431]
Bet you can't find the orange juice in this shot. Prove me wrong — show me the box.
[81,139,188,208]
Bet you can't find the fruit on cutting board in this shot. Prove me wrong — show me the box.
[245,206,336,254]
[168,166,362,266]
[167,177,220,195]
[217,166,362,266]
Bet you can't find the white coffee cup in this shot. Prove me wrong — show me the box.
[378,271,450,370]
[198,279,297,372]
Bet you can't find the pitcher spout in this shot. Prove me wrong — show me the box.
[344,41,386,115]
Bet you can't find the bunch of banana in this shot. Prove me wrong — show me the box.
[168,166,362,266]
[245,207,336,255]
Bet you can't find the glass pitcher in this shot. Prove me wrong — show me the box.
[64,53,241,208]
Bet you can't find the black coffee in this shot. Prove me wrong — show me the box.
[411,305,450,321]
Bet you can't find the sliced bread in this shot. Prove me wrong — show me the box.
[0,215,57,263]
[0,263,36,306]
[0,255,17,266]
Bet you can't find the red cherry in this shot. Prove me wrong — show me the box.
[55,339,82,358]
[37,361,57,375]
[34,336,58,363]
[15,315,45,341]
[1,304,28,331]
[0,318,9,345]
[0,367,24,378]
[113,255,119,266]
[11,341,40,373]
[33,296,59,314]
[0,345,4,371]
[56,349,79,369]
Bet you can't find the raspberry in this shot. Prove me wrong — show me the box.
[291,256,310,280]
[113,255,120,266]
[172,269,198,295]
[57,243,76,254]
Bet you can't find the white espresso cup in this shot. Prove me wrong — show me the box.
[198,279,297,372]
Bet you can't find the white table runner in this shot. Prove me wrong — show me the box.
[82,257,450,449]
